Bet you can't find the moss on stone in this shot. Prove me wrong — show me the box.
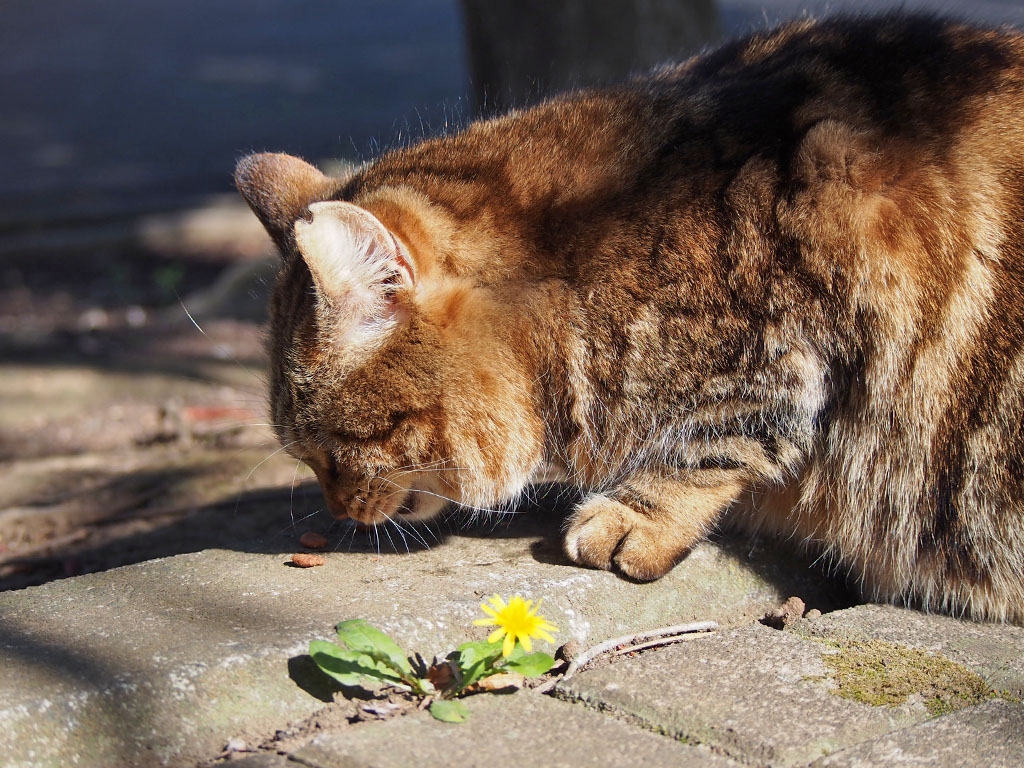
[813,639,1018,716]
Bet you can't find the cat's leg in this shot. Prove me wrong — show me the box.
[564,469,745,580]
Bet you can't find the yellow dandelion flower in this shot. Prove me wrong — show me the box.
[472,594,558,657]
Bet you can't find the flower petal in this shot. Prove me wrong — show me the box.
[502,632,515,657]
[488,595,507,611]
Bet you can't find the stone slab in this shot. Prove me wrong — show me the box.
[813,698,1024,767]
[0,515,838,768]
[558,623,922,767]
[292,692,740,768]
[794,604,1024,697]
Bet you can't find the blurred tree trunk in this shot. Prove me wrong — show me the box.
[460,0,720,116]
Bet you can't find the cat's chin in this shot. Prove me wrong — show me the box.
[345,485,450,527]
[392,488,449,523]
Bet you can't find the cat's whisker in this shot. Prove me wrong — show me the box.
[422,520,441,545]
[277,508,322,534]
[390,457,464,473]
[176,293,269,388]
[231,439,301,517]
[379,507,431,553]
[344,520,358,552]
[388,466,472,483]
[242,440,300,484]
[289,458,302,525]
[390,513,432,551]
[376,477,506,517]
[389,519,412,553]
[378,514,400,553]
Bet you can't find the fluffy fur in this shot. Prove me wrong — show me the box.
[237,13,1024,622]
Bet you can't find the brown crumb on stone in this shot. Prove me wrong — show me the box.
[760,595,806,629]
[299,532,328,549]
[290,553,326,568]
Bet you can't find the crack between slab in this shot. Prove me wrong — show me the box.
[548,685,749,766]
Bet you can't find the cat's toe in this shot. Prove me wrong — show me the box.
[612,527,686,581]
[564,495,679,581]
[564,495,629,572]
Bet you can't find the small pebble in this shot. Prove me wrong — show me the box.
[760,595,806,630]
[557,639,582,662]
[804,608,822,620]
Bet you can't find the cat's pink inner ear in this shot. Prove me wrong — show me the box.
[293,201,415,323]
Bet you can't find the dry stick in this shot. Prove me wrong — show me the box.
[534,620,718,694]
[563,621,718,680]
[610,632,710,656]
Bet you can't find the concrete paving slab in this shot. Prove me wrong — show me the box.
[292,692,740,768]
[558,623,921,767]
[812,698,1024,767]
[794,604,1024,697]
[0,517,838,768]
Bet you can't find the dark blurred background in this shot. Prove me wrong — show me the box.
[2,0,1023,590]
[7,0,1022,235]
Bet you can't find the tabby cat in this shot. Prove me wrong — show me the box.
[237,13,1024,623]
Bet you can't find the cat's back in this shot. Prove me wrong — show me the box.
[362,12,1024,282]
[654,12,1024,140]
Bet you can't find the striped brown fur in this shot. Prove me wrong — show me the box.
[237,13,1024,622]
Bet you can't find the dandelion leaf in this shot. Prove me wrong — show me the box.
[502,651,555,678]
[335,619,414,677]
[309,639,406,689]
[429,698,470,723]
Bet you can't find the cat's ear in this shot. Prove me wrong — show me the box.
[234,153,335,249]
[294,200,415,342]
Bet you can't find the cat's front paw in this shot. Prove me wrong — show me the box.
[563,494,690,581]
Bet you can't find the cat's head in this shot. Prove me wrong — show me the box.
[235,153,547,527]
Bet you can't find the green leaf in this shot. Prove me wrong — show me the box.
[335,619,414,678]
[309,640,408,690]
[455,641,504,689]
[504,643,526,661]
[456,641,503,670]
[429,699,469,723]
[310,640,383,687]
[501,652,555,678]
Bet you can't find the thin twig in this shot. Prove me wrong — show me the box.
[533,678,559,694]
[610,632,709,656]
[563,620,717,680]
